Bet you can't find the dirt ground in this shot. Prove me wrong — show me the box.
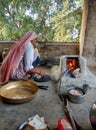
[0,67,65,130]
[64,66,96,130]
[0,66,96,130]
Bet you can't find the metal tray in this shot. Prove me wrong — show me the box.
[0,81,38,104]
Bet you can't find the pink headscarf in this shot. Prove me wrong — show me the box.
[0,31,38,84]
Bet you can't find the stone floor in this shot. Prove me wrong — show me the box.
[0,67,65,130]
[0,66,96,130]
[66,66,96,130]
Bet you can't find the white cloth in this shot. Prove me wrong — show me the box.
[24,42,38,71]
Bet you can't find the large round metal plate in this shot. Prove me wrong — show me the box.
[0,81,38,104]
[90,101,96,130]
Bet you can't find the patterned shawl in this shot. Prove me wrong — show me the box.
[0,31,37,84]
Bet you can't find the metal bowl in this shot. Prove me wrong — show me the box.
[0,81,38,104]
[67,85,86,104]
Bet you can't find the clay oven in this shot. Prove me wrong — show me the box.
[57,55,96,94]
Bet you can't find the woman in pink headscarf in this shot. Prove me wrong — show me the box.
[0,31,45,84]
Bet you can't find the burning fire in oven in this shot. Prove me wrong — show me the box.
[67,59,79,71]
[66,58,81,78]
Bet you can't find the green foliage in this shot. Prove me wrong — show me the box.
[51,0,83,42]
[0,0,83,42]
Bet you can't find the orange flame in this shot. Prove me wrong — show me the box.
[67,59,77,71]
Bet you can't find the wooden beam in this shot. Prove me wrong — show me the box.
[79,0,89,56]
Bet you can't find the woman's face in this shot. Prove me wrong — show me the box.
[31,38,38,47]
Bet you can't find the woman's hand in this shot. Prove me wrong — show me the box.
[38,70,46,77]
[27,68,46,77]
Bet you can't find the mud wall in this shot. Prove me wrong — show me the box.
[0,41,79,63]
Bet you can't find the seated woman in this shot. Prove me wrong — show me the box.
[0,31,45,84]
